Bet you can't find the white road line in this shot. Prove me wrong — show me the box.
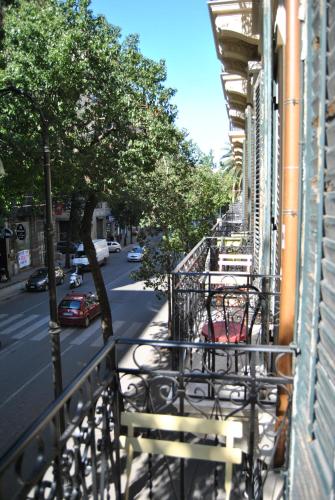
[119,321,142,339]
[13,317,49,339]
[60,329,77,341]
[1,314,23,329]
[90,321,141,347]
[112,320,124,334]
[2,314,38,335]
[86,320,123,347]
[32,326,77,342]
[93,337,103,348]
[31,328,51,341]
[0,344,74,411]
[70,321,101,346]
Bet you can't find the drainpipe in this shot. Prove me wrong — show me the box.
[276,0,301,464]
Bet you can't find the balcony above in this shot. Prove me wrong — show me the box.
[208,0,260,79]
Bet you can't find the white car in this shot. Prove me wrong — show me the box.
[127,246,144,262]
[107,241,121,253]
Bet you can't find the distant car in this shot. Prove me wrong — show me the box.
[58,292,101,328]
[127,246,144,262]
[56,241,80,254]
[25,266,65,291]
[107,240,121,253]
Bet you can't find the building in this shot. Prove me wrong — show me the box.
[208,0,335,497]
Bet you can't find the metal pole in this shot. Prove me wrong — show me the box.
[41,119,63,399]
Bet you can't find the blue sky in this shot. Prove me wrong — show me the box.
[90,0,229,163]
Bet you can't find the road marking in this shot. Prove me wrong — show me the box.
[13,316,49,339]
[0,314,23,329]
[70,321,101,345]
[119,321,142,339]
[0,344,74,411]
[2,314,38,335]
[90,321,141,347]
[60,328,76,341]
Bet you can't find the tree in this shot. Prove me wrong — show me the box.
[132,148,233,291]
[219,147,241,203]
[0,0,180,341]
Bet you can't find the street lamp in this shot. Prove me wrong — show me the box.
[0,86,63,399]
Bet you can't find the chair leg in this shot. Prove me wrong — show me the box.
[124,439,134,500]
[225,462,233,500]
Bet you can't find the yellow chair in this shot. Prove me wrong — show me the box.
[120,411,243,500]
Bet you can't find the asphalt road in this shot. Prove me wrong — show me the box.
[0,247,164,455]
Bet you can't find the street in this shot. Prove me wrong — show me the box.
[0,247,164,455]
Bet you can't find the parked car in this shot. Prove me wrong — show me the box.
[58,292,101,327]
[107,240,121,253]
[25,266,65,291]
[71,239,109,270]
[127,246,144,262]
[56,241,80,254]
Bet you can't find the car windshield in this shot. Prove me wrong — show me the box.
[32,269,47,277]
[60,300,81,309]
[131,247,142,253]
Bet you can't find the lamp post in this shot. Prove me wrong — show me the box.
[0,86,63,399]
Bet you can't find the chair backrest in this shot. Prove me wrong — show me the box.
[218,253,253,274]
[120,411,243,500]
[205,284,263,344]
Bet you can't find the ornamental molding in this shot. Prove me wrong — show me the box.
[230,115,245,129]
[218,31,259,56]
[225,90,247,113]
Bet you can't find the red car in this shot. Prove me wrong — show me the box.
[58,292,101,327]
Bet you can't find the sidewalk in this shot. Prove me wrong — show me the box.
[0,267,32,301]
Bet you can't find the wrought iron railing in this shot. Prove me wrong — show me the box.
[0,343,120,500]
[0,338,295,500]
[174,235,253,276]
[171,271,280,346]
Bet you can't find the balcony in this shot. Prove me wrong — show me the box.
[0,214,294,499]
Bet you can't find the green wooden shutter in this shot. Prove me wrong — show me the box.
[290,1,334,498]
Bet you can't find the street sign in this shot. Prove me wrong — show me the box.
[16,223,26,240]
[0,228,14,238]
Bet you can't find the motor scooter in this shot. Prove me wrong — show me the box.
[69,267,83,289]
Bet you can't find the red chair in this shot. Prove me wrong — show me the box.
[201,285,263,373]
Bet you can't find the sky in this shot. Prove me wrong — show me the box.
[90,0,230,163]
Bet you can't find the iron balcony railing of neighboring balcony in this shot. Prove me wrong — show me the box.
[0,337,296,500]
[171,232,279,346]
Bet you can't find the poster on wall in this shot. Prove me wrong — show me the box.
[18,249,31,269]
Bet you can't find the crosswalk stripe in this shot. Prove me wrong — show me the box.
[60,328,77,341]
[111,320,124,334]
[70,321,101,346]
[31,327,76,342]
[86,320,123,347]
[2,314,38,336]
[88,320,124,347]
[1,314,23,329]
[31,328,50,341]
[119,321,142,339]
[90,321,141,347]
[13,317,49,339]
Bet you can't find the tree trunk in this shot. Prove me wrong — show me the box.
[80,193,113,342]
